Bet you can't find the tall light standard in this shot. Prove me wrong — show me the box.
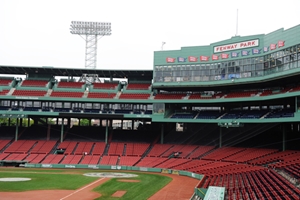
[161,42,166,50]
[70,21,112,69]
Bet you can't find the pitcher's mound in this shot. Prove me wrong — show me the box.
[112,190,127,197]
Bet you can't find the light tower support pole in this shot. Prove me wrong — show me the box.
[85,35,98,69]
[70,21,112,69]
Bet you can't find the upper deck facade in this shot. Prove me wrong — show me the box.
[153,24,300,88]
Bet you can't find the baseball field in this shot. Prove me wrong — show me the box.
[0,168,199,200]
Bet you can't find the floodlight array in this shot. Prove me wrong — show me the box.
[70,21,112,35]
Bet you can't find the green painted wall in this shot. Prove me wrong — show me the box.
[154,24,300,65]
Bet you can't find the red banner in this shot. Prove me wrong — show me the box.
[278,40,285,48]
[221,53,229,59]
[200,56,209,61]
[188,56,198,62]
[166,57,175,63]
[212,55,219,60]
[270,44,277,50]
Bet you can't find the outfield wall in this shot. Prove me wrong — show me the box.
[23,163,203,179]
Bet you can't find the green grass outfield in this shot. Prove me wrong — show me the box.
[0,168,172,200]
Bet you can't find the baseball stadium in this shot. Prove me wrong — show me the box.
[0,23,300,200]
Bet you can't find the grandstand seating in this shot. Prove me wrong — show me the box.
[57,141,77,155]
[125,143,149,156]
[20,80,48,87]
[0,140,11,151]
[80,155,101,164]
[154,93,186,99]
[135,157,168,168]
[107,142,125,156]
[189,92,223,99]
[249,150,299,165]
[99,155,118,165]
[114,109,131,114]
[0,137,300,199]
[222,148,278,163]
[0,125,299,200]
[200,169,300,200]
[30,141,57,154]
[269,152,300,168]
[171,112,196,119]
[25,154,47,163]
[73,142,94,155]
[281,164,300,180]
[0,153,9,160]
[225,90,258,98]
[265,109,294,118]
[0,90,9,96]
[57,82,84,88]
[260,89,275,96]
[3,153,28,161]
[41,154,64,164]
[60,155,82,164]
[126,83,150,90]
[147,144,173,157]
[0,79,12,86]
[119,93,150,99]
[144,110,152,114]
[4,140,36,154]
[23,107,40,111]
[87,92,115,99]
[118,156,140,166]
[188,146,216,159]
[91,142,106,155]
[160,144,198,158]
[155,157,190,169]
[289,85,300,92]
[196,110,223,119]
[92,82,118,89]
[0,106,10,110]
[12,90,47,97]
[239,110,268,119]
[221,110,244,119]
[50,91,84,98]
[201,147,246,161]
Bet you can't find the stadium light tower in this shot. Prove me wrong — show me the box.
[70,21,112,69]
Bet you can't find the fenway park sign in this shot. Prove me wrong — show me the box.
[214,39,259,53]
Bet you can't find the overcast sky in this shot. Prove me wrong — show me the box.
[0,0,300,70]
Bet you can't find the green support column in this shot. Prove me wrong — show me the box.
[60,118,64,143]
[295,97,297,112]
[67,118,71,127]
[282,124,286,151]
[105,119,108,144]
[219,127,222,148]
[160,124,164,144]
[131,120,134,130]
[15,118,19,141]
[20,118,23,127]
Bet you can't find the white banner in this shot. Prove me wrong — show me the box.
[214,39,259,53]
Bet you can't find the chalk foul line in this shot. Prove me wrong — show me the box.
[60,177,105,200]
